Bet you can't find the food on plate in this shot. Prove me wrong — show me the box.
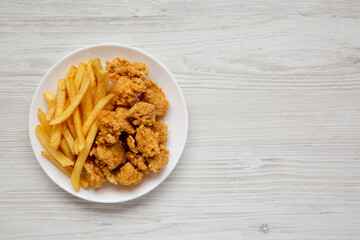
[35,57,169,191]
[142,79,169,117]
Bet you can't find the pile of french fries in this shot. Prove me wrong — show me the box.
[36,58,115,191]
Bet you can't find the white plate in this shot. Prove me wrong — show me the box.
[28,43,188,203]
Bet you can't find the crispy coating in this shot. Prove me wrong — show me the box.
[106,58,148,82]
[102,166,118,185]
[128,62,149,80]
[135,125,160,157]
[95,141,126,170]
[152,118,168,144]
[127,102,156,126]
[94,158,107,168]
[126,151,149,174]
[84,160,106,189]
[97,110,121,144]
[117,162,143,186]
[112,76,146,107]
[147,144,169,173]
[143,79,169,116]
[115,107,129,118]
[96,108,135,145]
[106,58,131,82]
[114,107,136,134]
[127,135,138,153]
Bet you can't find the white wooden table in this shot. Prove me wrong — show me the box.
[1,1,360,239]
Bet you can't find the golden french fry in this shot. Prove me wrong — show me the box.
[86,58,97,101]
[50,74,90,125]
[60,138,74,160]
[63,98,76,147]
[64,65,77,103]
[41,151,88,190]
[43,92,55,105]
[35,125,73,167]
[82,94,115,136]
[63,128,75,155]
[66,118,76,138]
[73,109,85,153]
[80,70,93,122]
[81,90,93,122]
[74,63,86,92]
[50,123,62,149]
[45,99,56,121]
[51,79,66,149]
[64,97,70,110]
[92,58,109,105]
[61,122,67,133]
[74,138,79,155]
[38,108,52,136]
[71,122,99,191]
[91,58,103,73]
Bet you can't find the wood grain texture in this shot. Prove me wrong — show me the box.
[1,0,360,239]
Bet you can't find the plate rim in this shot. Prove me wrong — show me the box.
[28,43,188,203]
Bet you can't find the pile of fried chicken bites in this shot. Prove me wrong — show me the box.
[36,57,169,190]
[88,58,169,189]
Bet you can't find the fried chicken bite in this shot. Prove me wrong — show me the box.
[117,162,143,186]
[135,125,160,157]
[126,151,149,174]
[112,76,146,107]
[128,62,149,80]
[106,58,148,82]
[96,108,135,145]
[102,166,118,185]
[84,160,107,189]
[142,79,169,117]
[152,118,168,144]
[95,141,126,170]
[127,102,156,126]
[147,144,169,173]
[113,107,136,134]
[106,58,130,82]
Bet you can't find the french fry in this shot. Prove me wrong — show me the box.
[82,94,115,136]
[35,125,74,167]
[66,117,76,138]
[45,99,56,121]
[50,79,66,149]
[86,58,97,101]
[92,58,109,105]
[63,99,76,140]
[44,89,56,121]
[73,111,85,153]
[41,151,88,189]
[64,65,77,101]
[50,74,90,125]
[61,122,67,133]
[43,92,55,105]
[71,122,99,191]
[63,98,76,151]
[74,138,78,155]
[80,70,93,122]
[63,128,75,155]
[74,63,86,92]
[38,108,52,136]
[60,138,74,160]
